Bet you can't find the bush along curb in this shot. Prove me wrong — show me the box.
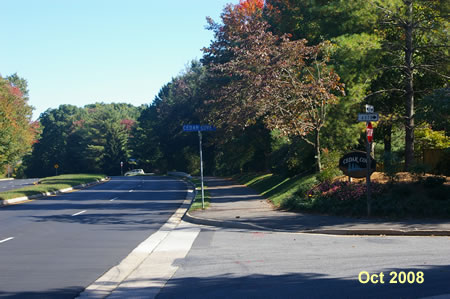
[0,177,110,207]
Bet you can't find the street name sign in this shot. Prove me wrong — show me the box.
[183,124,216,132]
[357,113,379,122]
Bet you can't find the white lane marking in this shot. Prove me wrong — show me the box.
[72,210,87,217]
[129,190,134,192]
[110,197,118,202]
[0,237,14,244]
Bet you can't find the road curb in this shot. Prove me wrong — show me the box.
[0,178,14,182]
[183,212,450,236]
[183,212,270,231]
[0,177,110,207]
[77,177,197,299]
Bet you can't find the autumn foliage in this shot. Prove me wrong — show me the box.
[0,76,36,171]
[237,0,264,14]
[204,1,344,170]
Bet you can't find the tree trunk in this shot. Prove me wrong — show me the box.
[404,0,415,171]
[315,128,321,172]
[383,123,392,170]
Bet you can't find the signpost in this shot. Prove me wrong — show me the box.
[357,105,379,217]
[183,124,216,209]
[54,164,59,176]
[120,161,124,176]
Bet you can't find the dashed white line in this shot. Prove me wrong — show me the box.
[129,190,134,192]
[72,210,87,217]
[0,237,14,244]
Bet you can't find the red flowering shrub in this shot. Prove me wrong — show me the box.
[308,181,386,201]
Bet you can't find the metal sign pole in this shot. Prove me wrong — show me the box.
[366,124,372,217]
[362,105,375,217]
[198,131,205,209]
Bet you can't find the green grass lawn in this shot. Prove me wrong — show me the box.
[189,178,211,211]
[0,174,107,201]
[234,172,450,219]
[233,173,318,208]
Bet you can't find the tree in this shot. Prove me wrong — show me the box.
[204,1,344,171]
[0,76,36,174]
[370,0,449,170]
[25,105,82,177]
[24,103,141,177]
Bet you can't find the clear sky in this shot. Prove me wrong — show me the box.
[0,0,235,120]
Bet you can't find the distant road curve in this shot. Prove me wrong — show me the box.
[0,178,39,192]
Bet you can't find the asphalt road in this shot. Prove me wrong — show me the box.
[0,178,39,192]
[0,176,187,299]
[158,227,450,299]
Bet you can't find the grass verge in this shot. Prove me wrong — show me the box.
[235,172,450,219]
[0,174,107,201]
[189,178,211,211]
[233,173,318,208]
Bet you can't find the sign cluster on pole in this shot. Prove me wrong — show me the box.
[357,104,379,216]
[183,124,216,209]
[340,104,379,216]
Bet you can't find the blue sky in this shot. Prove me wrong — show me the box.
[0,0,234,119]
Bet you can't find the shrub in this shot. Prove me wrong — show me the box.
[427,185,449,201]
[410,162,431,182]
[307,181,386,202]
[391,184,413,197]
[383,152,402,183]
[317,149,342,183]
[423,176,446,188]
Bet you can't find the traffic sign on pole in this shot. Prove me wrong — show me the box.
[358,113,379,122]
[367,122,373,143]
[365,104,374,113]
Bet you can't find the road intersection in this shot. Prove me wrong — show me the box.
[1,176,449,299]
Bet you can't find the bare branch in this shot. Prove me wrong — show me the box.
[364,89,406,100]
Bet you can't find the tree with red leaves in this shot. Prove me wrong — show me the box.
[204,2,344,171]
[0,75,36,173]
[237,0,265,14]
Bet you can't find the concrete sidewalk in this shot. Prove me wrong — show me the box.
[185,177,450,236]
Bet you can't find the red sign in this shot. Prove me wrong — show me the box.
[367,122,373,143]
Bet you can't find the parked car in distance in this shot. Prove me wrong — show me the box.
[124,169,145,176]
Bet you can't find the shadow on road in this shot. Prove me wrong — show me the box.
[0,286,83,299]
[156,264,450,299]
